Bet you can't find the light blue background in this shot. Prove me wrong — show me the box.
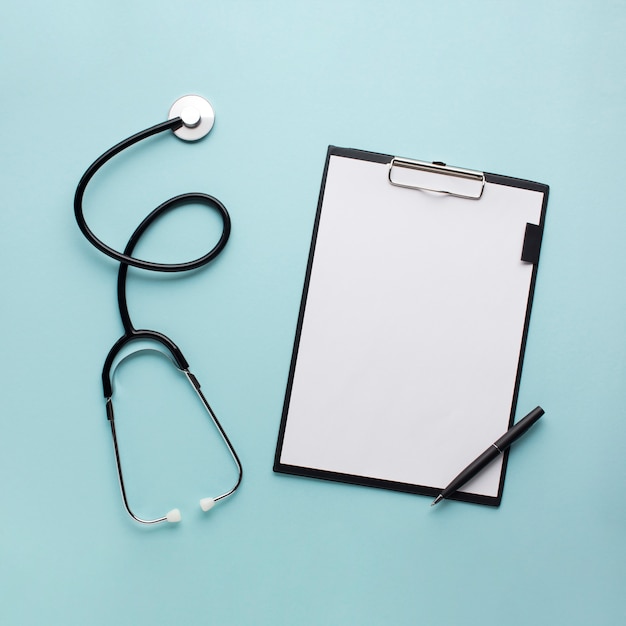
[1,1,625,624]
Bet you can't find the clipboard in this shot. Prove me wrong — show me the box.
[274,146,548,506]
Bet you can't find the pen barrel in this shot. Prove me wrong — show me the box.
[440,445,500,498]
[437,406,544,502]
[494,406,544,450]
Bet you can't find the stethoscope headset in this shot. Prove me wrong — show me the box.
[74,95,242,524]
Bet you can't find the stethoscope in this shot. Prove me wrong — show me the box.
[74,95,242,524]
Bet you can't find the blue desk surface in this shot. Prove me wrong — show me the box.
[2,2,625,624]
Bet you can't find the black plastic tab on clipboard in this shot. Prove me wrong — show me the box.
[521,222,542,265]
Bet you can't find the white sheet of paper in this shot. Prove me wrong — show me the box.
[280,154,544,498]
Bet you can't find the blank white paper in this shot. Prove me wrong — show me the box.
[279,154,544,498]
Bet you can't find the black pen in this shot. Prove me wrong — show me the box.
[431,406,544,506]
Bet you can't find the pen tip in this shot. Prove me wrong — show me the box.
[431,495,443,506]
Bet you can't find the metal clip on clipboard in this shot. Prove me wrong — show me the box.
[388,157,486,200]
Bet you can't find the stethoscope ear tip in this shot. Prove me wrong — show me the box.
[166,508,182,523]
[164,499,215,522]
[199,497,216,512]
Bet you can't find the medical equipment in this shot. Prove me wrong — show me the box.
[74,95,242,524]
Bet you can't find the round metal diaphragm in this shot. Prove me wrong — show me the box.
[168,95,215,141]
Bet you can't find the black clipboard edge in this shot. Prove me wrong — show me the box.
[326,145,393,164]
[273,146,549,508]
[494,173,549,506]
[273,147,347,477]
[274,461,503,507]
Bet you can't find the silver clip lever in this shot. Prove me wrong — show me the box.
[388,157,485,200]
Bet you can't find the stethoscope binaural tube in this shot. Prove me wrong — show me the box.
[74,97,243,525]
[74,118,229,272]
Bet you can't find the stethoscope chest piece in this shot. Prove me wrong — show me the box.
[168,94,215,141]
